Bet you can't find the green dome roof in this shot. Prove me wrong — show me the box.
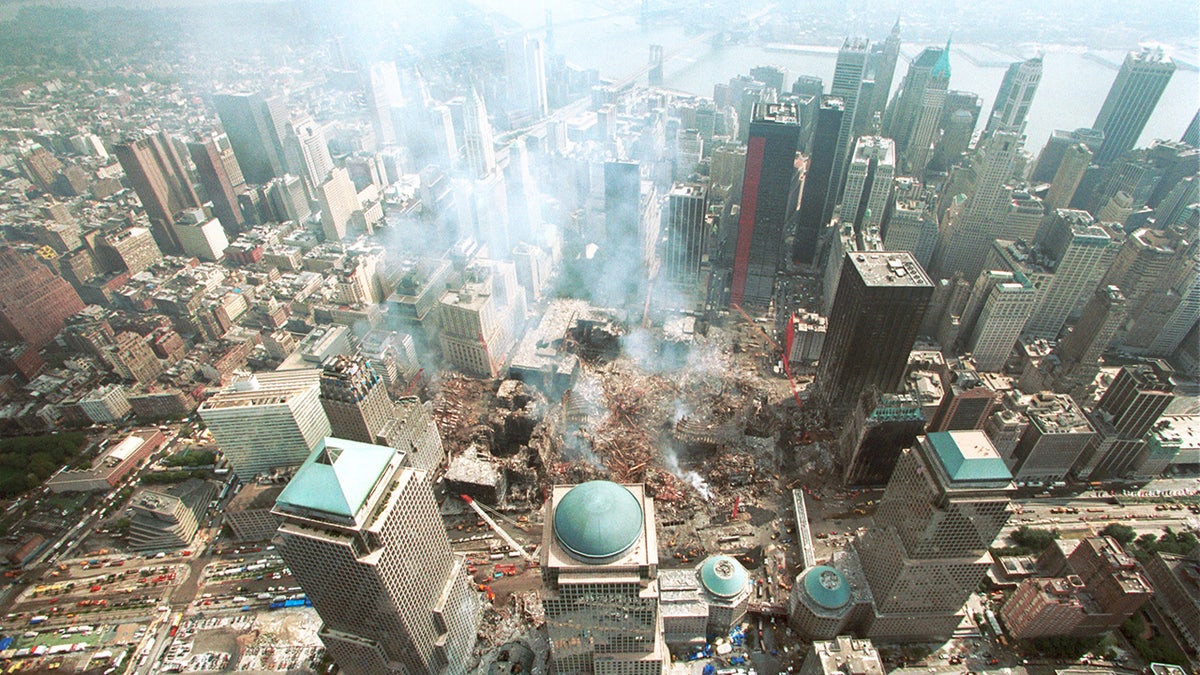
[700,555,749,598]
[801,565,851,610]
[553,481,643,563]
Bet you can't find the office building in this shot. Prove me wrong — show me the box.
[799,636,884,675]
[662,183,708,285]
[188,134,246,235]
[505,36,549,120]
[660,555,751,646]
[1073,361,1174,479]
[112,131,200,253]
[1044,143,1092,211]
[0,247,85,349]
[463,88,497,179]
[1044,285,1127,398]
[366,61,402,146]
[1100,228,1182,347]
[886,45,943,157]
[1010,393,1095,480]
[903,41,951,176]
[812,252,933,421]
[984,57,1042,137]
[928,362,998,432]
[840,389,926,486]
[731,102,803,303]
[1025,210,1119,338]
[213,91,293,184]
[932,129,1023,280]
[106,331,163,385]
[826,37,871,215]
[79,384,133,424]
[317,167,361,242]
[855,431,1014,640]
[437,260,526,378]
[290,116,335,188]
[882,177,939,269]
[838,136,895,237]
[274,439,479,674]
[1093,48,1175,165]
[1031,128,1105,184]
[1142,552,1200,654]
[862,19,901,137]
[791,97,844,265]
[198,369,331,479]
[378,397,446,476]
[172,208,229,262]
[542,481,666,674]
[931,90,982,171]
[965,272,1036,372]
[128,480,214,551]
[318,355,396,445]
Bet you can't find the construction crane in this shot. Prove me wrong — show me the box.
[730,303,780,351]
[460,495,535,562]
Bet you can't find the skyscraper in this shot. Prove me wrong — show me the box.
[1099,227,1184,348]
[504,36,549,120]
[0,247,85,349]
[1042,285,1127,399]
[274,439,479,675]
[1025,210,1119,338]
[882,177,939,269]
[197,369,331,479]
[213,91,294,184]
[984,57,1042,137]
[854,431,1014,640]
[1073,361,1174,479]
[112,131,200,254]
[863,19,901,137]
[1010,393,1095,481]
[1093,48,1176,165]
[1030,128,1105,184]
[812,251,933,421]
[931,128,1023,280]
[838,136,895,237]
[827,37,871,215]
[903,41,951,176]
[289,116,334,188]
[964,272,1036,372]
[317,167,361,242]
[791,97,844,265]
[731,102,803,304]
[188,134,246,235]
[886,46,942,156]
[1043,143,1092,211]
[319,355,396,445]
[366,61,402,146]
[542,481,667,673]
[463,88,497,179]
[662,183,709,285]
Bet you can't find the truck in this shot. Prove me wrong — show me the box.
[28,616,48,625]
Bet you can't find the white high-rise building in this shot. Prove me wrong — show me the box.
[966,275,1037,371]
[317,168,361,242]
[463,88,497,179]
[984,57,1042,137]
[172,209,229,262]
[504,36,548,120]
[291,116,335,187]
[367,61,402,146]
[825,37,870,220]
[274,438,479,674]
[1025,210,1119,339]
[198,369,331,478]
[838,136,895,237]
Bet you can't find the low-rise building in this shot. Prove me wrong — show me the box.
[47,430,165,492]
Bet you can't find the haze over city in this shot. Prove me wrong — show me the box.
[0,1,1195,675]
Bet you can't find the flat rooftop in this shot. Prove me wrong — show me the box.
[849,251,933,288]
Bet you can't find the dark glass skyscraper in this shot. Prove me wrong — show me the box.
[791,96,844,265]
[730,102,802,306]
[811,251,933,421]
[213,91,293,184]
[1093,48,1175,165]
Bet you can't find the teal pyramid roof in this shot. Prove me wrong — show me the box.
[932,38,952,79]
[277,437,396,518]
[926,431,1011,482]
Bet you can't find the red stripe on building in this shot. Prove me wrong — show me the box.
[730,135,766,306]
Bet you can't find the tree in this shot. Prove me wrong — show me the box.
[1101,523,1136,545]
[1011,526,1058,553]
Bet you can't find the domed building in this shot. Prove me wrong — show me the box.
[790,564,854,639]
[541,481,666,675]
[661,555,752,647]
